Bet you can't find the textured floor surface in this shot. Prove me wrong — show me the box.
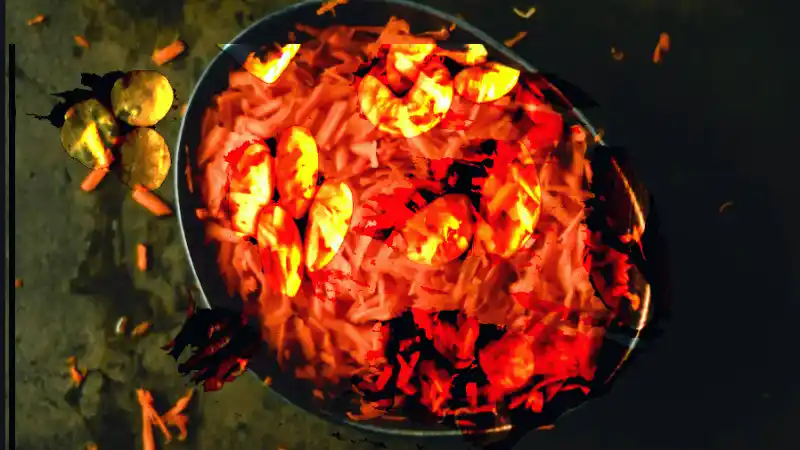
[9,0,798,450]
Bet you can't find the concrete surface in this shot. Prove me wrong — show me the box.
[8,0,798,450]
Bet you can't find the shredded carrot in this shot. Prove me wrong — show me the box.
[611,47,624,61]
[513,7,537,19]
[80,168,109,192]
[161,389,194,441]
[180,103,188,116]
[719,201,733,213]
[132,185,172,216]
[195,17,620,424]
[67,356,86,387]
[131,321,151,337]
[317,0,348,16]
[653,32,670,64]
[626,293,641,311]
[136,244,148,272]
[86,443,98,450]
[27,14,46,26]
[537,424,555,430]
[504,31,528,48]
[152,40,186,66]
[263,376,273,386]
[14,278,22,288]
[74,35,90,48]
[137,389,172,448]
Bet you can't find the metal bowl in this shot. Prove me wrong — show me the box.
[175,0,669,441]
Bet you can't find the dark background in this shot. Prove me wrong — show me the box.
[9,0,798,449]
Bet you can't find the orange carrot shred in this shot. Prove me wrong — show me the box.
[80,168,108,192]
[537,424,555,430]
[317,0,348,16]
[719,201,733,213]
[14,278,22,288]
[27,14,46,26]
[131,321,151,337]
[263,376,273,386]
[86,443,98,450]
[137,389,172,445]
[161,389,194,441]
[139,392,157,450]
[74,35,90,48]
[504,31,527,48]
[653,32,670,64]
[152,40,186,66]
[136,244,148,272]
[132,185,172,216]
[67,356,86,386]
[611,47,624,61]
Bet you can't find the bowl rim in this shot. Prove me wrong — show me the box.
[174,0,653,439]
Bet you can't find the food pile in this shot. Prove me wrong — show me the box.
[191,17,633,428]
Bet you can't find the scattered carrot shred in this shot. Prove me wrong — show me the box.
[504,31,528,48]
[513,7,537,19]
[263,376,273,386]
[317,0,348,16]
[131,321,151,337]
[611,47,624,61]
[719,201,733,213]
[27,14,46,26]
[162,389,194,441]
[626,293,641,311]
[67,356,86,387]
[74,35,90,48]
[537,424,555,430]
[80,167,108,192]
[86,443,98,450]
[132,185,173,216]
[136,244,148,272]
[652,32,670,64]
[14,278,22,288]
[180,103,187,116]
[152,40,186,66]
[137,389,172,449]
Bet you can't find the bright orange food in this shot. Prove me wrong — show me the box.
[191,17,627,427]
